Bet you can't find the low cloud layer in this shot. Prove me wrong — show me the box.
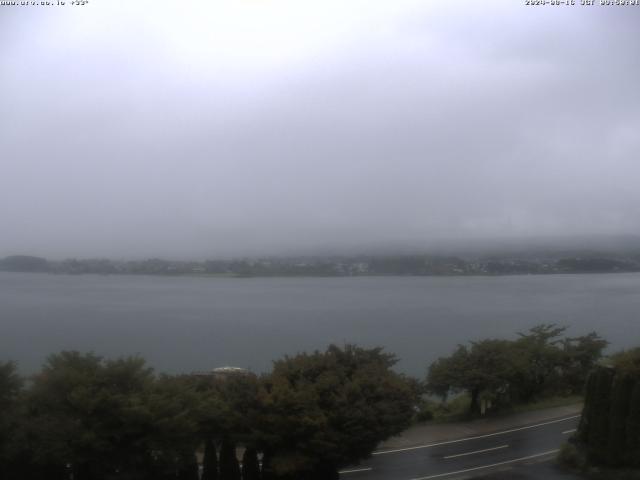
[2,1,639,258]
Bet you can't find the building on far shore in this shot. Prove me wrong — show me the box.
[191,366,249,380]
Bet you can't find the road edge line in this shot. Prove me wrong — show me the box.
[410,449,560,480]
[373,415,580,455]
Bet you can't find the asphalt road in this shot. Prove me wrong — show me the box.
[339,415,580,480]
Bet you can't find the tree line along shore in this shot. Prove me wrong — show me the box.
[3,324,635,480]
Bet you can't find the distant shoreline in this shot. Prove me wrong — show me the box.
[2,269,640,280]
[2,252,640,278]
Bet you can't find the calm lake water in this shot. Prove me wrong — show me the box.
[1,272,639,377]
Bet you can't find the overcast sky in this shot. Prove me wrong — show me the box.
[1,0,639,259]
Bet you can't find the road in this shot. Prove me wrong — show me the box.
[339,415,580,480]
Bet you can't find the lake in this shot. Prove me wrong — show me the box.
[1,272,639,377]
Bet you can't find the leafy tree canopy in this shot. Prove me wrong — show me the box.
[427,325,607,414]
[259,344,417,478]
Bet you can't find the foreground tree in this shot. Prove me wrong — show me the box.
[258,344,417,478]
[427,325,608,415]
[190,370,261,461]
[427,340,520,414]
[241,448,260,480]
[143,375,201,479]
[509,324,569,401]
[219,438,241,480]
[23,351,108,479]
[2,345,418,480]
[201,437,219,480]
[0,362,23,480]
[577,348,640,468]
[21,352,202,480]
[560,332,609,394]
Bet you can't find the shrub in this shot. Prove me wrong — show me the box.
[415,409,434,423]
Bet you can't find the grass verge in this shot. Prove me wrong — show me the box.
[414,394,583,425]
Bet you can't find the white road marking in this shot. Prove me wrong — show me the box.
[562,429,577,435]
[373,415,580,455]
[338,467,373,474]
[411,449,560,480]
[443,444,509,459]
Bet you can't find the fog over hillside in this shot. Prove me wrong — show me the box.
[2,1,639,259]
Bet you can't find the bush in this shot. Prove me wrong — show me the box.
[415,409,434,423]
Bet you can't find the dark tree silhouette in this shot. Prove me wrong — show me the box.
[219,439,240,480]
[202,437,219,480]
[241,448,260,480]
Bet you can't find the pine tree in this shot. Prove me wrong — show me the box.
[219,439,241,480]
[584,367,614,464]
[606,373,635,465]
[202,438,219,480]
[625,380,640,467]
[241,448,260,480]
[261,451,275,480]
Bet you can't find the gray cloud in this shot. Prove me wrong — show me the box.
[1,1,639,259]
